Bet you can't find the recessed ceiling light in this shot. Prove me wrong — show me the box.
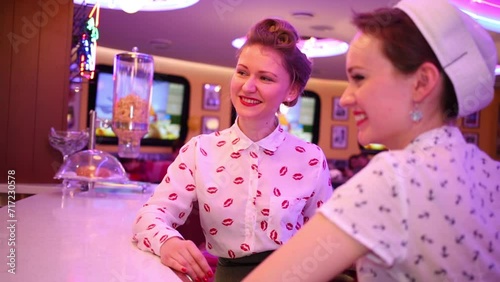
[291,12,314,19]
[231,36,349,58]
[73,0,199,14]
[298,36,349,58]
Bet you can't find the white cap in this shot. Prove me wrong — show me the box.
[395,0,497,117]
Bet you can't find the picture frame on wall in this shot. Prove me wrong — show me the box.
[202,83,221,111]
[331,125,348,149]
[463,111,480,128]
[463,132,479,145]
[332,97,348,120]
[201,116,220,134]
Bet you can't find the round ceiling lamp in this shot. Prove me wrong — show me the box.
[231,36,349,59]
[74,0,199,13]
[120,0,143,14]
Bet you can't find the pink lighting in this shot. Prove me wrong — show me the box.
[472,0,500,9]
[451,0,500,32]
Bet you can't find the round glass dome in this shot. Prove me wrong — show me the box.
[54,149,127,182]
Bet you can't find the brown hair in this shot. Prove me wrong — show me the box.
[237,18,312,107]
[352,8,459,119]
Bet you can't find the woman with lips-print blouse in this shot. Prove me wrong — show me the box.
[244,0,499,281]
[132,18,333,282]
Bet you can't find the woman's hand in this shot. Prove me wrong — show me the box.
[171,269,195,282]
[160,237,213,281]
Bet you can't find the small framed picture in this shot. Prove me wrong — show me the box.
[331,125,348,149]
[332,97,348,120]
[202,83,221,111]
[201,116,220,134]
[463,112,480,128]
[463,132,479,145]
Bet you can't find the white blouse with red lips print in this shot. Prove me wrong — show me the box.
[133,122,333,259]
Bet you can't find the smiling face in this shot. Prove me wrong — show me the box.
[340,32,417,150]
[230,44,299,126]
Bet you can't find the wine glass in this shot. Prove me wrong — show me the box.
[48,127,89,162]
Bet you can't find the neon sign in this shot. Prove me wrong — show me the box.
[78,4,100,79]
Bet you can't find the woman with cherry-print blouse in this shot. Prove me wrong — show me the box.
[132,18,332,282]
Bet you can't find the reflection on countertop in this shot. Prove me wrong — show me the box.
[0,183,182,282]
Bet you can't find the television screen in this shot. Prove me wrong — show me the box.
[231,90,321,144]
[88,64,190,147]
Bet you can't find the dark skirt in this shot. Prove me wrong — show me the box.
[214,251,274,282]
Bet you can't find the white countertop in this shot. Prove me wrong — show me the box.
[0,185,183,281]
[0,183,64,194]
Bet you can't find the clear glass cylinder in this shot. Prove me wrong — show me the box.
[112,48,154,158]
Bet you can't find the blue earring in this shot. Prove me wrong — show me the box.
[410,105,423,122]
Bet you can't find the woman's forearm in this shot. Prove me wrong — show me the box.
[243,213,368,282]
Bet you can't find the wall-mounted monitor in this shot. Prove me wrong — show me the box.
[87,64,191,147]
[231,90,321,144]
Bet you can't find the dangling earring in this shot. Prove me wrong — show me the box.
[410,104,423,122]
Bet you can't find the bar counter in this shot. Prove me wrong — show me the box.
[0,183,183,281]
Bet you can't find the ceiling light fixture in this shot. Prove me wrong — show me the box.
[460,9,500,32]
[120,0,142,13]
[231,36,349,59]
[451,0,500,32]
[472,0,500,9]
[74,0,199,14]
